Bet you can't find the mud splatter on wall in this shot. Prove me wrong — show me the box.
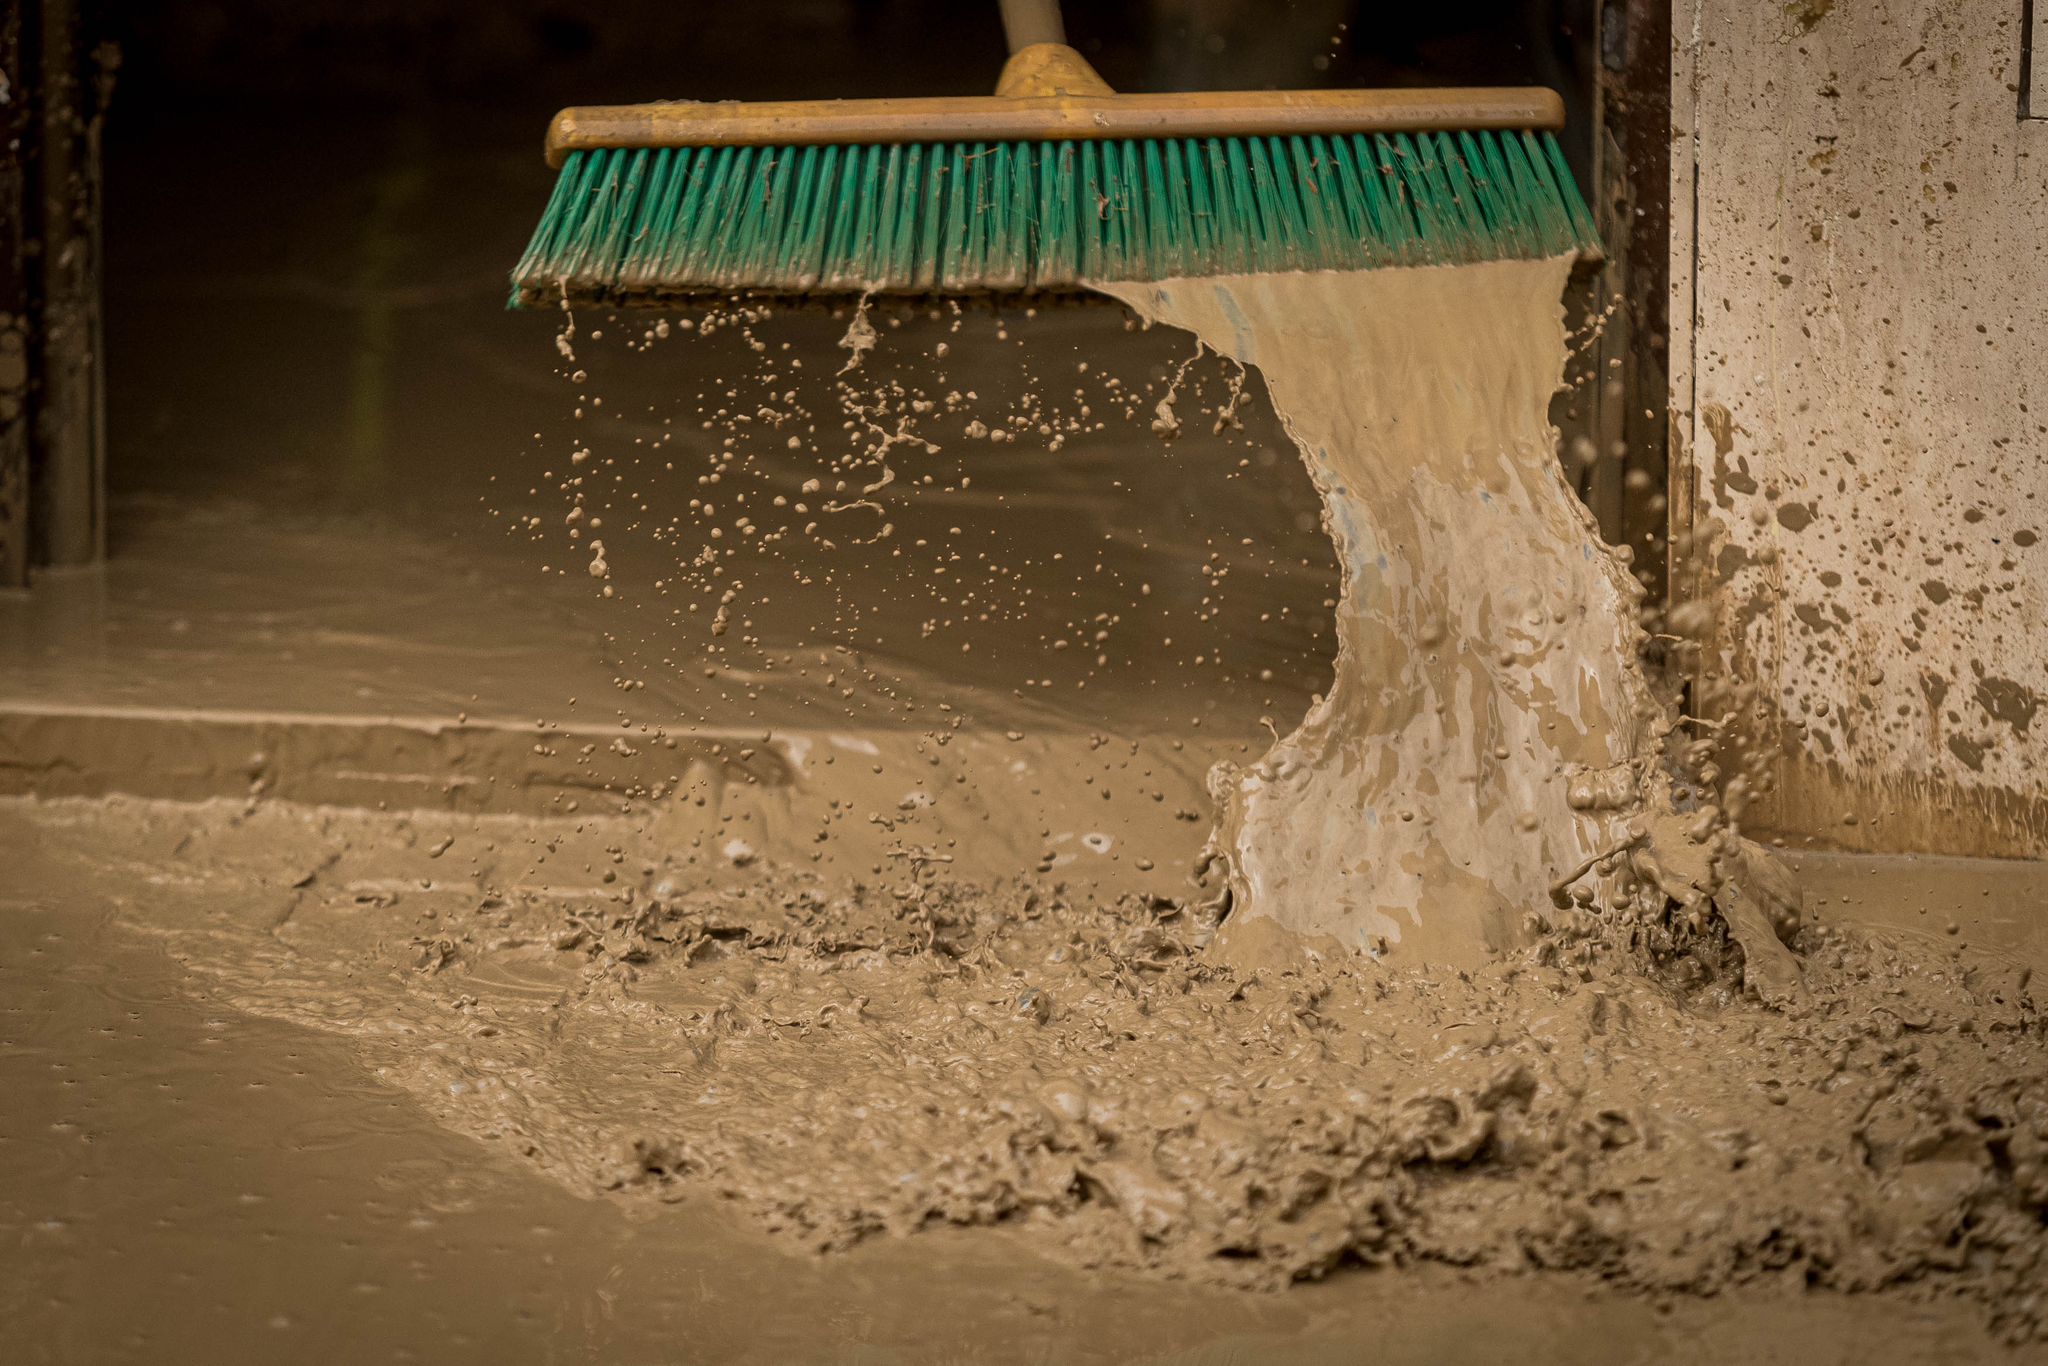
[1672,0,2048,854]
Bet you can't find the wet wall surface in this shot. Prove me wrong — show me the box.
[1674,0,2048,855]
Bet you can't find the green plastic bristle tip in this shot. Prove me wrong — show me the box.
[510,129,1599,307]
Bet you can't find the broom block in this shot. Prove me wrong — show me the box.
[545,88,1567,168]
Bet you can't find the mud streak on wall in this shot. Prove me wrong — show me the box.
[1674,0,2048,855]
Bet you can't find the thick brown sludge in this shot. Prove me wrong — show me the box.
[6,3,2047,1361]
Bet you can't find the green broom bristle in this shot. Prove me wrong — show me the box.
[509,128,1599,307]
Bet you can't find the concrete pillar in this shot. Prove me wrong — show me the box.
[1671,0,2048,855]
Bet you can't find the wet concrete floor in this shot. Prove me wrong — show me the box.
[2,796,2039,1365]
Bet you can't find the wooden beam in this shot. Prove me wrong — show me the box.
[30,0,108,571]
[1667,0,1700,621]
[0,1,28,588]
[1588,0,1673,604]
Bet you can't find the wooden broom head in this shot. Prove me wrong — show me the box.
[544,44,1564,169]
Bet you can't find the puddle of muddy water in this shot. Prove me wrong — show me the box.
[2,796,2038,1365]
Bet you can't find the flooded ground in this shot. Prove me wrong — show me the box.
[5,106,2044,1364]
[4,794,2042,1365]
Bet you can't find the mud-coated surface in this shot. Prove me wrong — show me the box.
[5,796,2044,1363]
[1104,261,1669,968]
[10,105,2036,1363]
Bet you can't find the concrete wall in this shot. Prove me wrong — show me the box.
[1672,0,2048,855]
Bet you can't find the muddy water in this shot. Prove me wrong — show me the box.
[6,797,2047,1362]
[432,256,2047,1338]
[1104,261,1662,967]
[9,784,2044,1350]
[525,293,1340,745]
[11,253,2047,1358]
[0,821,1671,1366]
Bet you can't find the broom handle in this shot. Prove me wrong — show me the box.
[542,0,1566,166]
[999,0,1067,51]
[545,87,1566,166]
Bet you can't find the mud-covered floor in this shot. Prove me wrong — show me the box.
[7,105,2047,1364]
[4,794,2043,1366]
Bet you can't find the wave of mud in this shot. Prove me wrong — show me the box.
[42,258,2045,1343]
[1104,260,1669,969]
[44,798,2042,1343]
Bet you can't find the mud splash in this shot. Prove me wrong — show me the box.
[28,797,2046,1342]
[1101,260,1666,968]
[27,259,2046,1345]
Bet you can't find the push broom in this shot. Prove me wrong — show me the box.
[509,0,1598,305]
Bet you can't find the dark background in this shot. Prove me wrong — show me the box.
[95,0,1602,516]
[110,2,1596,111]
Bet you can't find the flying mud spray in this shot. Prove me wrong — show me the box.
[1102,259,1786,977]
[72,255,2045,1341]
